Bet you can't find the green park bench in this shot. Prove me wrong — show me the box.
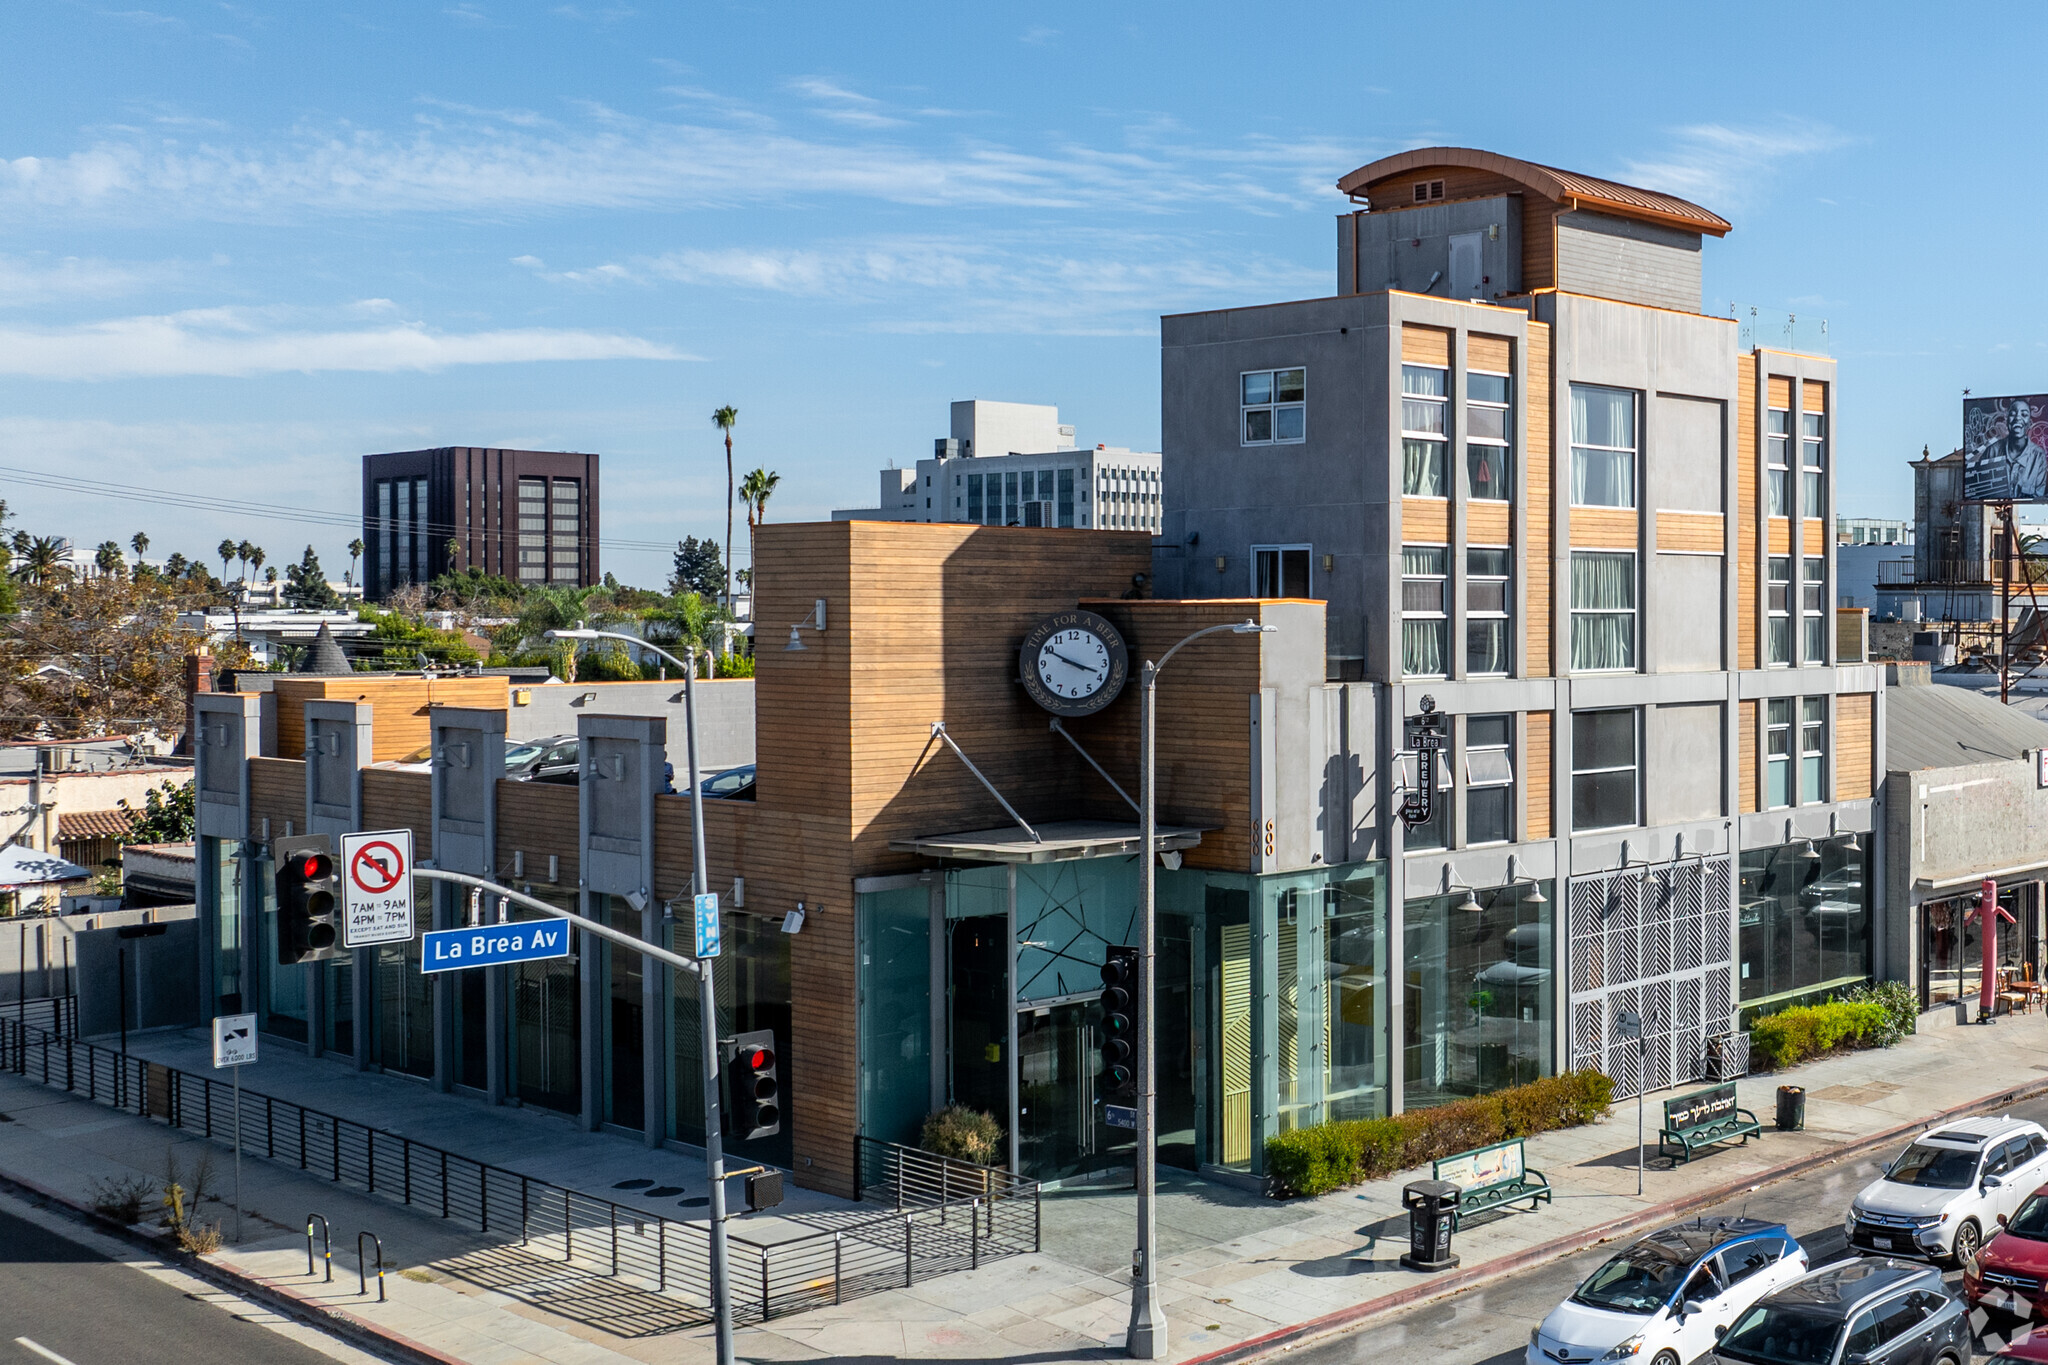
[1432,1137,1551,1228]
[1658,1082,1763,1164]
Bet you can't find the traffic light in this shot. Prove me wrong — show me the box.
[274,835,342,966]
[724,1029,781,1140]
[1099,946,1139,1104]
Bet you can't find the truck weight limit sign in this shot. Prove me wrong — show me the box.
[340,828,416,948]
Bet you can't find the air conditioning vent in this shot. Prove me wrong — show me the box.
[1413,179,1445,203]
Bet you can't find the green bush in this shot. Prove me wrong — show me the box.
[1264,1069,1612,1198]
[715,652,755,679]
[919,1105,1003,1166]
[1838,980,1917,1048]
[1748,998,1892,1070]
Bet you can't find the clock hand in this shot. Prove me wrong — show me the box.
[1047,649,1105,677]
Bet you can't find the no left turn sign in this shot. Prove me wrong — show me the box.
[340,828,416,948]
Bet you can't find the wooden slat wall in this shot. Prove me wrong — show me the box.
[1368,166,1532,210]
[247,757,306,838]
[1402,497,1450,542]
[1524,711,1552,840]
[1803,520,1826,555]
[1467,503,1511,545]
[1767,520,1791,555]
[274,676,509,762]
[1656,512,1726,553]
[1401,326,1451,367]
[1804,380,1828,414]
[1737,354,1759,668]
[1768,375,1792,410]
[1568,507,1638,549]
[361,769,433,860]
[1836,694,1874,801]
[1526,321,1553,674]
[1738,700,1759,814]
[494,780,581,893]
[1467,333,1512,373]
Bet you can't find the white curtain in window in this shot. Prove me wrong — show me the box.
[1402,620,1446,676]
[1570,553,1634,671]
[1571,385,1634,448]
[1403,440,1444,496]
[1571,448,1633,506]
[1467,619,1509,674]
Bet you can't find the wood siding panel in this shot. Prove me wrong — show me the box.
[1401,497,1450,543]
[1656,511,1726,554]
[1524,711,1552,840]
[360,769,433,860]
[1367,166,1535,210]
[1522,198,1559,294]
[1737,355,1759,668]
[1525,321,1552,674]
[1739,700,1759,814]
[1401,326,1451,367]
[1836,694,1874,801]
[247,757,305,839]
[1767,520,1791,555]
[1803,380,1828,414]
[1467,333,1512,373]
[494,780,581,898]
[1767,376,1792,410]
[273,676,508,762]
[1467,503,1511,545]
[1803,519,1826,555]
[1568,507,1638,549]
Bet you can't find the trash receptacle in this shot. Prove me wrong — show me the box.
[1399,1179,1461,1272]
[1776,1085,1805,1132]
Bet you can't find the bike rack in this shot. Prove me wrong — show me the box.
[356,1230,385,1302]
[305,1213,331,1281]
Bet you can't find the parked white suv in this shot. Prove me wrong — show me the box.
[1846,1115,2048,1266]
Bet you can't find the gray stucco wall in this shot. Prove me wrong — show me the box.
[1337,196,1522,299]
[1648,554,1724,673]
[1646,701,1724,824]
[508,679,753,775]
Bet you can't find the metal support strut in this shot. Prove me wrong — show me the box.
[929,723,1040,842]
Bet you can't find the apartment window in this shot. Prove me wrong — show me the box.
[1570,384,1636,507]
[1467,546,1511,675]
[1803,556,1827,663]
[1802,412,1825,515]
[1057,468,1075,527]
[1255,545,1311,598]
[1401,545,1449,677]
[550,479,581,582]
[1467,371,1512,502]
[1766,408,1791,515]
[1399,747,1452,851]
[1801,698,1827,803]
[966,473,983,522]
[1766,698,1793,809]
[1569,551,1635,671]
[1401,365,1448,496]
[1766,557,1792,665]
[1571,709,1638,832]
[1242,368,1306,445]
[517,477,547,583]
[1465,714,1515,845]
[1005,470,1019,524]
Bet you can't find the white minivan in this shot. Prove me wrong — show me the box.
[1846,1115,2048,1267]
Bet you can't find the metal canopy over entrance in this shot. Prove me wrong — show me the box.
[889,820,1203,865]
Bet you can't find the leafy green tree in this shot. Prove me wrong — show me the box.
[712,405,738,604]
[117,781,195,842]
[356,603,480,670]
[284,546,343,610]
[668,536,724,597]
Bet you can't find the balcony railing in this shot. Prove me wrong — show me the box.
[1877,558,1997,588]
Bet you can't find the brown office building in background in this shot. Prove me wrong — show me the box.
[361,447,600,601]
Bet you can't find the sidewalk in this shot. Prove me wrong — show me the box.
[2,1009,2043,1365]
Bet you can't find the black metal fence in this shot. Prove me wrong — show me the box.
[0,1019,1037,1325]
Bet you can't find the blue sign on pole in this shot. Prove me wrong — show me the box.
[694,893,721,959]
[422,920,572,973]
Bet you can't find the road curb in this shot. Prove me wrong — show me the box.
[0,1165,465,1365]
[1183,1071,2048,1365]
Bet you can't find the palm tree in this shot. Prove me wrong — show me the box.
[712,405,739,606]
[346,537,366,593]
[14,536,67,586]
[164,552,189,579]
[217,538,235,582]
[248,545,266,585]
[130,531,149,567]
[93,540,124,577]
[235,540,254,582]
[738,467,780,599]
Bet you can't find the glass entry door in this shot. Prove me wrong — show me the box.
[1016,999,1132,1188]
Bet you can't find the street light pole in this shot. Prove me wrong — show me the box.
[1128,619,1271,1361]
[548,626,732,1365]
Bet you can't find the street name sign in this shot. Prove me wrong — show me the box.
[340,829,415,948]
[212,1013,257,1068]
[422,920,571,973]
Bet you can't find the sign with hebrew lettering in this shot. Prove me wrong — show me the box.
[1664,1083,1738,1132]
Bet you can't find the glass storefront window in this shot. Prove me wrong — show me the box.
[509,888,580,1113]
[1921,886,2038,1010]
[856,884,931,1148]
[1322,869,1388,1123]
[670,907,792,1166]
[1403,881,1554,1108]
[604,895,645,1130]
[1737,841,1870,1004]
[255,852,309,1044]
[373,933,432,1077]
[204,838,244,1016]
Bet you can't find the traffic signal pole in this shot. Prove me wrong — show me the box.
[684,645,737,1365]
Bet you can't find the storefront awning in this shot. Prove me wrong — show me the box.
[1915,863,2048,893]
[890,819,1204,864]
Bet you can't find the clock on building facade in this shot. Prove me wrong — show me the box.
[1017,609,1129,717]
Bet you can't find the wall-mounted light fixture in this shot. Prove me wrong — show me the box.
[785,599,828,651]
[513,850,525,879]
[1830,811,1862,854]
[1321,553,1334,573]
[1214,556,1228,573]
[546,854,560,884]
[782,903,806,934]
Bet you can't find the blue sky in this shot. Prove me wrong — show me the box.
[2,2,2043,586]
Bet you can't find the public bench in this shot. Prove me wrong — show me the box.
[1432,1137,1550,1229]
[1658,1082,1763,1164]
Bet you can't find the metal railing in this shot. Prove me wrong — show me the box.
[853,1134,1036,1213]
[0,1019,1038,1324]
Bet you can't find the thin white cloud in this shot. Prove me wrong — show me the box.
[1622,119,1849,211]
[0,253,171,304]
[0,307,687,379]
[788,77,907,129]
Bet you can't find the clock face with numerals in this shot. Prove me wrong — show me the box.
[1017,610,1129,716]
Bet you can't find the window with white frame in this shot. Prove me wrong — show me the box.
[1765,697,1792,809]
[1467,546,1511,675]
[1467,371,1511,502]
[1571,709,1637,831]
[1254,545,1311,598]
[1465,714,1515,844]
[1401,545,1449,677]
[1401,365,1448,496]
[1803,556,1826,663]
[1766,407,1791,516]
[1569,384,1636,507]
[1767,556,1792,665]
[1569,551,1635,671]
[1802,411,1825,515]
[1398,746,1452,850]
[1801,697,1826,802]
[1242,368,1306,445]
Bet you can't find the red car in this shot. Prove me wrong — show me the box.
[1987,1330,2048,1363]
[1965,1183,2048,1322]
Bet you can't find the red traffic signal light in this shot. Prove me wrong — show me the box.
[299,853,332,879]
[725,1029,780,1141]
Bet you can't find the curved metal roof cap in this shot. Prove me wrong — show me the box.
[1335,146,1732,237]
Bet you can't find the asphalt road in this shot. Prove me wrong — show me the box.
[0,1200,347,1365]
[1287,1092,2048,1365]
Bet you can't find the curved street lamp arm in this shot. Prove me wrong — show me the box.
[1151,619,1267,677]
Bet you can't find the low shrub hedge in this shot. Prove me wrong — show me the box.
[1264,1069,1614,1198]
[1748,997,1891,1070]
